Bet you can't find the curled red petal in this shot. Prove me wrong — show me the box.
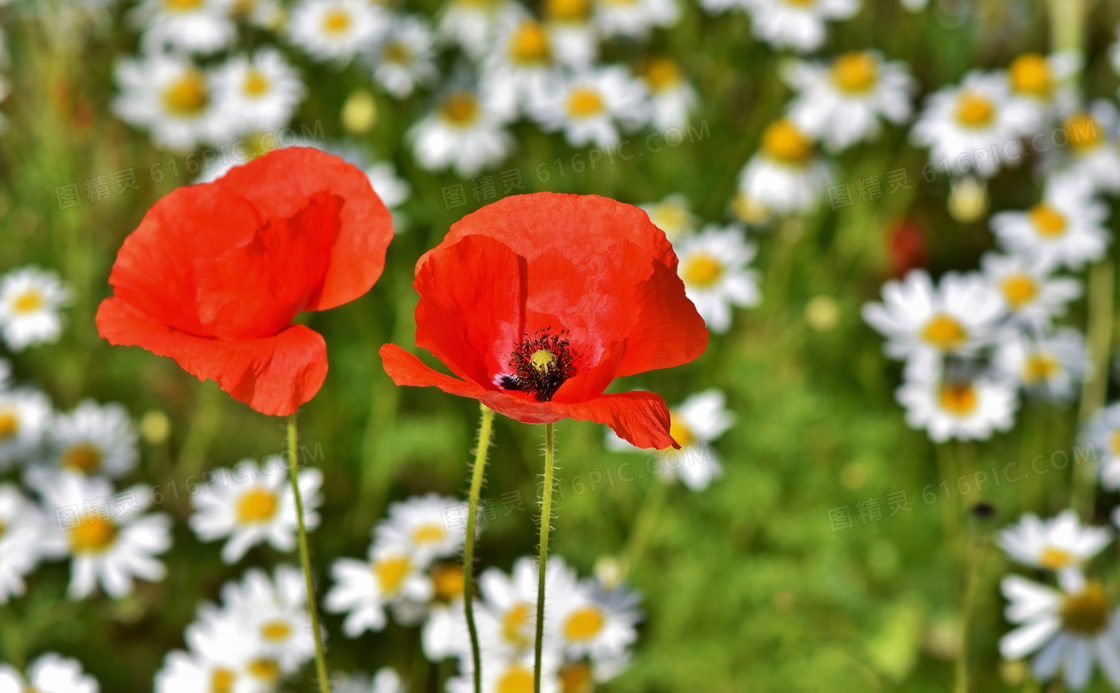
[551,391,678,450]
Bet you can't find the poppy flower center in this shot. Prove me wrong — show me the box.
[496,666,535,693]
[956,92,994,128]
[503,329,577,402]
[432,564,465,601]
[321,9,352,35]
[1029,203,1068,237]
[237,488,279,524]
[563,606,605,641]
[644,58,681,92]
[921,314,967,350]
[938,382,978,416]
[1038,546,1074,570]
[211,669,236,693]
[162,69,210,117]
[0,410,18,440]
[1000,274,1038,308]
[61,443,103,474]
[546,0,590,21]
[1022,353,1060,385]
[1061,581,1111,635]
[375,555,411,595]
[247,659,281,683]
[567,88,605,118]
[509,21,552,64]
[69,517,119,554]
[761,120,812,166]
[1009,54,1053,97]
[559,663,594,693]
[831,52,878,94]
[260,620,292,642]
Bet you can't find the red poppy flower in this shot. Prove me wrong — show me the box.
[96,147,394,416]
[379,193,708,449]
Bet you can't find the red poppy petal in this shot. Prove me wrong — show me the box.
[553,391,678,450]
[97,298,327,416]
[615,259,709,377]
[413,235,524,388]
[219,147,394,311]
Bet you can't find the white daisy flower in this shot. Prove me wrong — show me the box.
[42,399,138,479]
[0,653,99,693]
[543,0,597,68]
[112,53,223,150]
[530,66,648,148]
[1083,404,1120,491]
[447,648,561,693]
[592,0,678,39]
[437,0,513,59]
[736,118,832,214]
[130,0,236,55]
[746,0,860,53]
[0,484,46,603]
[420,563,470,661]
[333,668,407,693]
[219,566,317,675]
[0,267,69,352]
[213,48,305,135]
[641,57,697,132]
[288,0,388,64]
[640,194,696,241]
[156,608,280,693]
[1052,103,1120,196]
[366,14,438,99]
[1005,52,1080,127]
[990,174,1110,271]
[410,89,515,177]
[999,511,1112,575]
[549,576,641,663]
[784,51,916,152]
[325,543,433,637]
[374,494,467,567]
[999,575,1120,691]
[910,70,1038,178]
[979,252,1081,329]
[676,226,760,334]
[994,328,1089,402]
[35,473,172,600]
[474,556,575,656]
[481,10,563,119]
[231,0,286,31]
[863,269,1006,361]
[0,388,51,469]
[366,161,410,216]
[190,458,322,564]
[895,367,1018,442]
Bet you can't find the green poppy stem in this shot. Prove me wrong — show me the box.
[534,423,557,693]
[287,413,332,693]
[464,404,495,693]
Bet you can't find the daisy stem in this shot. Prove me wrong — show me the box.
[464,404,495,693]
[534,423,557,693]
[954,532,984,693]
[287,413,332,693]
[1073,259,1114,519]
[620,480,670,579]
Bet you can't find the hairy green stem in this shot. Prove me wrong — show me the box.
[534,423,556,693]
[464,405,494,693]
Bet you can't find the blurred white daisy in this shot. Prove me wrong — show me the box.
[420,563,469,661]
[42,399,138,479]
[1005,52,1080,127]
[36,473,172,600]
[220,566,317,674]
[640,194,696,241]
[0,388,51,469]
[0,484,46,603]
[0,267,69,352]
[156,607,281,693]
[1053,104,1120,196]
[736,118,832,214]
[675,226,760,334]
[641,57,697,132]
[994,328,1089,402]
[448,648,561,693]
[979,252,1081,329]
[549,576,641,663]
[530,66,648,148]
[374,493,467,566]
[214,48,305,135]
[746,0,860,53]
[543,0,597,68]
[784,51,916,152]
[130,0,236,55]
[366,15,438,99]
[896,368,1018,442]
[231,0,286,30]
[474,556,574,655]
[990,175,1110,271]
[326,543,433,636]
[190,458,322,564]
[1083,404,1120,491]
[437,0,512,59]
[999,575,1120,691]
[999,511,1112,574]
[410,89,514,177]
[289,0,388,64]
[0,653,99,693]
[592,0,678,39]
[112,53,223,149]
[911,70,1037,179]
[333,668,407,693]
[862,269,1006,361]
[481,11,563,119]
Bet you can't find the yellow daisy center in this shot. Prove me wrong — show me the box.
[1022,353,1060,385]
[668,411,695,448]
[681,253,724,289]
[1065,113,1102,153]
[61,443,104,475]
[509,21,551,64]
[1060,581,1111,635]
[0,521,6,539]
[563,606,605,641]
[321,8,352,34]
[164,0,204,10]
[921,314,968,350]
[648,201,689,236]
[260,620,292,642]
[247,659,281,683]
[432,564,465,601]
[236,488,279,524]
[0,410,18,440]
[1000,274,1038,309]
[956,92,995,128]
[784,0,817,5]
[242,68,271,97]
[383,41,412,63]
[162,69,210,117]
[412,523,446,545]
[496,666,535,693]
[375,556,411,595]
[567,87,605,118]
[761,119,812,165]
[1112,429,1120,457]
[1038,546,1075,570]
[559,663,595,693]
[644,57,681,93]
[1028,202,1068,238]
[502,602,533,647]
[546,0,590,21]
[13,290,44,314]
[938,383,979,416]
[1008,54,1053,98]
[831,52,878,94]
[69,517,119,554]
[210,668,236,693]
[441,91,481,127]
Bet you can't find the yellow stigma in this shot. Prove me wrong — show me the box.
[61,444,104,475]
[69,517,119,554]
[496,666,535,693]
[242,68,271,97]
[563,606,605,641]
[1022,353,1060,385]
[441,91,480,127]
[1008,54,1053,98]
[260,620,292,642]
[236,488,279,524]
[567,88,604,118]
[644,57,681,92]
[1038,546,1075,570]
[375,556,411,595]
[509,21,551,64]
[956,92,995,128]
[546,0,590,21]
[1061,581,1111,635]
[162,69,210,117]
[321,8,352,34]
[761,119,812,165]
[210,668,236,693]
[681,253,724,289]
[921,314,967,350]
[412,523,446,545]
[830,52,878,94]
[1028,202,1068,238]
[0,410,18,440]
[530,349,558,373]
[1000,274,1038,308]
[938,383,978,416]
